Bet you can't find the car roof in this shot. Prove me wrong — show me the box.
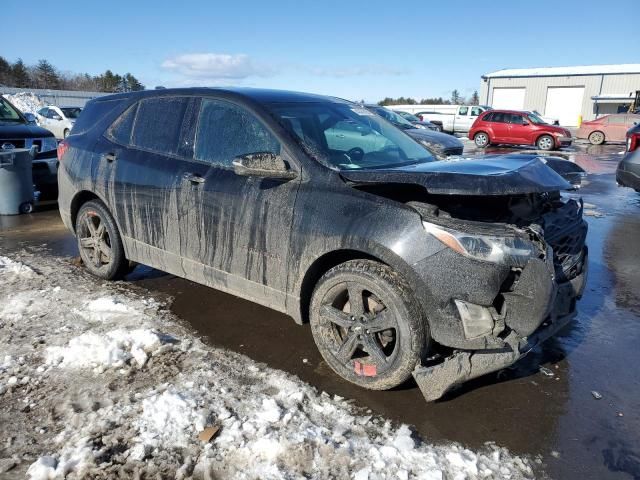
[95,87,351,105]
[484,109,528,114]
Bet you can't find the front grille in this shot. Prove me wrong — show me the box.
[1,139,26,149]
[542,199,588,282]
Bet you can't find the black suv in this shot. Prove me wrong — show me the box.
[58,88,588,401]
[0,96,59,196]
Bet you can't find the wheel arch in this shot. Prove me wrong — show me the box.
[295,244,428,326]
[70,190,101,231]
[69,191,127,257]
[535,132,555,147]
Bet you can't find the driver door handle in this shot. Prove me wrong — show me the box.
[184,173,205,184]
[102,152,117,163]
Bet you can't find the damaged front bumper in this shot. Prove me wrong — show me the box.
[412,257,587,402]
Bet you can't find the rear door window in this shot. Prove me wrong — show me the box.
[131,97,191,156]
[194,98,280,167]
[458,107,469,115]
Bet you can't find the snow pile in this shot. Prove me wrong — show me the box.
[0,255,34,277]
[46,328,169,369]
[2,92,48,114]
[0,251,537,479]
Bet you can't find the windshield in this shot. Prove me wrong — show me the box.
[367,106,415,129]
[61,107,82,119]
[269,102,435,170]
[527,112,547,125]
[0,97,25,124]
[396,111,421,122]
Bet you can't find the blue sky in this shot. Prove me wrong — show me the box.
[4,0,637,102]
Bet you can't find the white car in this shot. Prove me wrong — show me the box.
[531,110,560,126]
[36,106,82,139]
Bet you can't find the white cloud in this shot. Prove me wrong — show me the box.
[161,53,410,83]
[161,53,274,80]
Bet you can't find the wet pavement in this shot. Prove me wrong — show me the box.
[1,142,638,479]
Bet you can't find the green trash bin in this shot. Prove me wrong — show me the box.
[0,147,35,215]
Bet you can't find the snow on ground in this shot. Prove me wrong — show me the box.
[2,92,48,114]
[0,250,538,479]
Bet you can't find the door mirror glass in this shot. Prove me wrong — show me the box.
[23,112,37,125]
[232,152,297,180]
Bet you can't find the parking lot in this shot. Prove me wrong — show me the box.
[1,141,638,479]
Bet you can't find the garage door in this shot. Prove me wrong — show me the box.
[545,87,584,126]
[492,88,526,110]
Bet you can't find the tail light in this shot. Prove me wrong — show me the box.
[57,140,69,160]
[628,134,639,152]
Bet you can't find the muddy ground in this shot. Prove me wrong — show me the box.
[1,141,638,479]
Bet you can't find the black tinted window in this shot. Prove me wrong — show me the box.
[108,104,138,145]
[74,99,125,135]
[490,112,507,123]
[509,114,525,124]
[131,97,190,155]
[483,112,494,122]
[195,98,280,166]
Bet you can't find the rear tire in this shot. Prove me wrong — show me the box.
[75,200,128,280]
[588,131,605,145]
[474,132,490,148]
[309,260,428,391]
[537,134,555,151]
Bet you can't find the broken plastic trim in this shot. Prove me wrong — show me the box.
[422,221,538,266]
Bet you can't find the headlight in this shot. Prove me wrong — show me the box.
[414,124,427,129]
[422,221,538,266]
[41,137,58,152]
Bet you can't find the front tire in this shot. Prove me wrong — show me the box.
[588,131,605,145]
[537,134,555,151]
[474,132,490,148]
[310,260,428,390]
[63,129,70,138]
[76,200,128,280]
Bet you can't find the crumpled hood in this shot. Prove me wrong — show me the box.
[340,154,575,195]
[405,128,464,150]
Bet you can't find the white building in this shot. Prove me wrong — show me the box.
[480,64,640,126]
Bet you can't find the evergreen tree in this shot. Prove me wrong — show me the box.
[124,73,144,91]
[11,59,30,88]
[470,90,480,105]
[451,89,461,105]
[34,59,61,89]
[0,56,13,86]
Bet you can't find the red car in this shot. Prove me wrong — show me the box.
[469,110,572,151]
[576,114,640,145]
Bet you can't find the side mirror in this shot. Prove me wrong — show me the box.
[522,121,530,126]
[23,113,37,125]
[232,152,297,180]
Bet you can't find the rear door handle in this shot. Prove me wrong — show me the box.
[184,173,206,184]
[102,152,117,163]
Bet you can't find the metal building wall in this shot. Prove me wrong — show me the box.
[0,87,109,107]
[479,73,640,121]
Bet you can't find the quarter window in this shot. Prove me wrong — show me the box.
[131,97,190,155]
[108,104,138,145]
[195,98,280,167]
